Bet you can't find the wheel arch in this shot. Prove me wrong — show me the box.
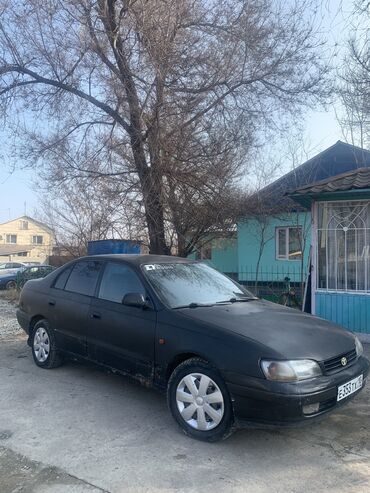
[165,352,211,382]
[29,315,47,336]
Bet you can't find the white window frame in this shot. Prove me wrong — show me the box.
[275,226,302,261]
[19,220,28,230]
[6,234,17,244]
[31,235,43,245]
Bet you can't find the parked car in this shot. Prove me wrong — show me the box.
[0,261,27,273]
[16,265,54,289]
[16,255,369,441]
[0,271,19,290]
[0,265,54,290]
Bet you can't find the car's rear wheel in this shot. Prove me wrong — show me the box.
[5,280,16,290]
[31,319,63,369]
[168,358,235,442]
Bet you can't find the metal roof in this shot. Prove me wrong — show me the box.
[255,141,370,211]
[292,167,370,195]
[0,245,31,256]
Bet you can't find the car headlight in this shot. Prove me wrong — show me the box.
[355,336,363,357]
[261,359,322,382]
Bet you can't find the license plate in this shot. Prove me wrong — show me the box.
[337,374,363,402]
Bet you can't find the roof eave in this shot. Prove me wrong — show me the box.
[290,188,370,207]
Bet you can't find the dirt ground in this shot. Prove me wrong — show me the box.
[1,293,370,493]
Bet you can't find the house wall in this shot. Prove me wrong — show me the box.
[209,238,238,274]
[0,217,53,264]
[237,211,311,281]
[315,292,370,334]
[310,193,370,335]
[188,237,238,275]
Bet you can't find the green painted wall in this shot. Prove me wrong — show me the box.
[237,211,311,281]
[316,292,370,334]
[188,237,238,274]
[209,237,238,274]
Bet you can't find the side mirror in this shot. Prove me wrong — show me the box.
[122,292,149,309]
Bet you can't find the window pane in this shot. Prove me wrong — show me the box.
[6,234,17,244]
[357,229,366,290]
[64,261,101,296]
[326,229,337,289]
[99,262,145,303]
[317,230,327,288]
[143,262,252,308]
[277,229,286,258]
[288,228,302,260]
[346,229,357,290]
[336,229,346,290]
[32,235,43,245]
[54,266,73,290]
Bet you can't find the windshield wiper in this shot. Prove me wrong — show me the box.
[173,302,215,309]
[216,297,258,304]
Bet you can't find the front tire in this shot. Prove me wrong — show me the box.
[167,358,235,442]
[31,319,63,369]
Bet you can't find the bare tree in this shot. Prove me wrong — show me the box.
[39,178,147,256]
[338,1,370,147]
[0,0,329,254]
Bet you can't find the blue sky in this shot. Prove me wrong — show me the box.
[0,0,358,224]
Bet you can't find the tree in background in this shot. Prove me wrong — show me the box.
[0,0,329,254]
[39,179,147,257]
[338,1,370,147]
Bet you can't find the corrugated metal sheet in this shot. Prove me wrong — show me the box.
[256,141,370,210]
[293,167,370,195]
[315,291,370,334]
[87,239,142,255]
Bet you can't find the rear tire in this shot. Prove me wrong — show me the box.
[5,280,16,290]
[31,319,63,369]
[167,358,235,442]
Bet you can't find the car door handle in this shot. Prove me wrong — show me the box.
[90,312,101,320]
[48,300,56,306]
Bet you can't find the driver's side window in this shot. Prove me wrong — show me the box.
[98,262,145,304]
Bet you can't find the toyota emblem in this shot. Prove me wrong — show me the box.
[341,357,347,366]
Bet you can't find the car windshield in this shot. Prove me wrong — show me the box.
[142,262,255,308]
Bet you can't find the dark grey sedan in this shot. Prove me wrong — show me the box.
[16,255,369,441]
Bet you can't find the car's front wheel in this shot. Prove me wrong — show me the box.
[5,280,16,290]
[31,319,63,369]
[168,358,235,442]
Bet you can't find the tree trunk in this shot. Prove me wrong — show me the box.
[130,134,169,255]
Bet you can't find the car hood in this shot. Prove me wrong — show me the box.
[177,299,356,361]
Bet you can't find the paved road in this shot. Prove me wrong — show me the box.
[1,305,370,492]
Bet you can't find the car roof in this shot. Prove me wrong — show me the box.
[83,254,194,266]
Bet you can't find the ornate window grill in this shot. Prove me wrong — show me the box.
[317,201,370,292]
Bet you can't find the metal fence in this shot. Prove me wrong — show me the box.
[237,266,307,307]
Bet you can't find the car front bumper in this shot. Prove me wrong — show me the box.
[224,355,369,427]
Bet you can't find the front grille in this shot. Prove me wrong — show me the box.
[322,349,357,374]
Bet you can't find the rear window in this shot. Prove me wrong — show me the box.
[54,266,73,290]
[64,261,102,296]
